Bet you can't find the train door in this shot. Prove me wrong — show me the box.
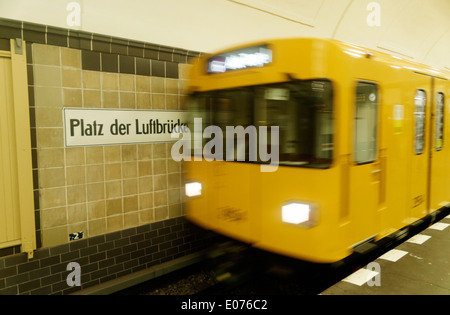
[428,77,449,212]
[348,81,384,243]
[409,74,432,220]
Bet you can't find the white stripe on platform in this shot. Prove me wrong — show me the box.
[378,249,408,262]
[428,222,449,231]
[446,215,450,219]
[407,234,431,245]
[343,268,379,286]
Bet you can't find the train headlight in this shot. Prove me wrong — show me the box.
[282,202,317,227]
[185,182,202,197]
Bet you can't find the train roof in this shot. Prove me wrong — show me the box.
[201,37,450,80]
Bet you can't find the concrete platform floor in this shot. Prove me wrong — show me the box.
[321,215,450,295]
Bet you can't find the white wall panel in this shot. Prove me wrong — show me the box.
[0,0,449,69]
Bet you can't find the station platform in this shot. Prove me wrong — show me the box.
[321,215,450,295]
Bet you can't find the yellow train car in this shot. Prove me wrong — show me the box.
[181,38,450,263]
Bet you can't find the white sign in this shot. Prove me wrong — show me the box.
[63,108,189,147]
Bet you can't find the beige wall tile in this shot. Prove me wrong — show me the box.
[106,180,122,199]
[102,91,119,108]
[87,182,105,202]
[107,215,123,232]
[66,166,86,185]
[33,44,189,244]
[179,79,189,95]
[168,188,181,205]
[35,87,63,108]
[166,95,178,110]
[67,203,87,224]
[37,128,64,148]
[153,143,167,158]
[136,76,150,92]
[168,173,180,189]
[167,158,181,173]
[104,145,121,163]
[138,160,152,176]
[122,161,137,178]
[62,69,82,88]
[39,167,65,188]
[61,47,81,69]
[178,64,191,80]
[139,176,153,193]
[120,92,135,108]
[106,198,122,216]
[40,187,66,209]
[123,195,138,213]
[33,44,61,66]
[38,148,64,168]
[154,174,167,191]
[41,207,67,229]
[88,201,106,220]
[63,88,82,107]
[154,206,168,221]
[166,79,179,95]
[86,146,104,164]
[119,74,135,92]
[105,163,122,180]
[139,193,153,210]
[65,147,85,166]
[86,164,104,183]
[83,90,101,108]
[153,159,167,175]
[122,145,137,161]
[66,185,86,205]
[169,203,182,218]
[88,218,107,237]
[34,65,62,87]
[136,93,151,109]
[35,107,63,127]
[151,77,164,93]
[41,226,68,248]
[123,179,137,196]
[151,94,165,109]
[154,190,168,207]
[83,70,101,89]
[139,209,154,224]
[102,73,119,90]
[138,144,152,160]
[124,212,138,228]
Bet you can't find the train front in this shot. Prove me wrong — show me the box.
[180,39,348,263]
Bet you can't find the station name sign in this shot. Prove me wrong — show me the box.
[63,108,188,147]
[207,44,272,74]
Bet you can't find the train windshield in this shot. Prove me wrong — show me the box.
[187,79,334,169]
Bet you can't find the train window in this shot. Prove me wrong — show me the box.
[414,90,427,155]
[187,79,334,169]
[354,82,379,164]
[254,80,334,168]
[435,92,445,151]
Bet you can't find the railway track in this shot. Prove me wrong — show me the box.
[115,207,450,295]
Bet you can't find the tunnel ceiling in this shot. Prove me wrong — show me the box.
[0,0,449,70]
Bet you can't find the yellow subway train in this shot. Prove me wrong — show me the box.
[182,38,450,263]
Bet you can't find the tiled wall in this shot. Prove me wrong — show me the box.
[0,217,211,295]
[31,43,190,248]
[0,18,216,295]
